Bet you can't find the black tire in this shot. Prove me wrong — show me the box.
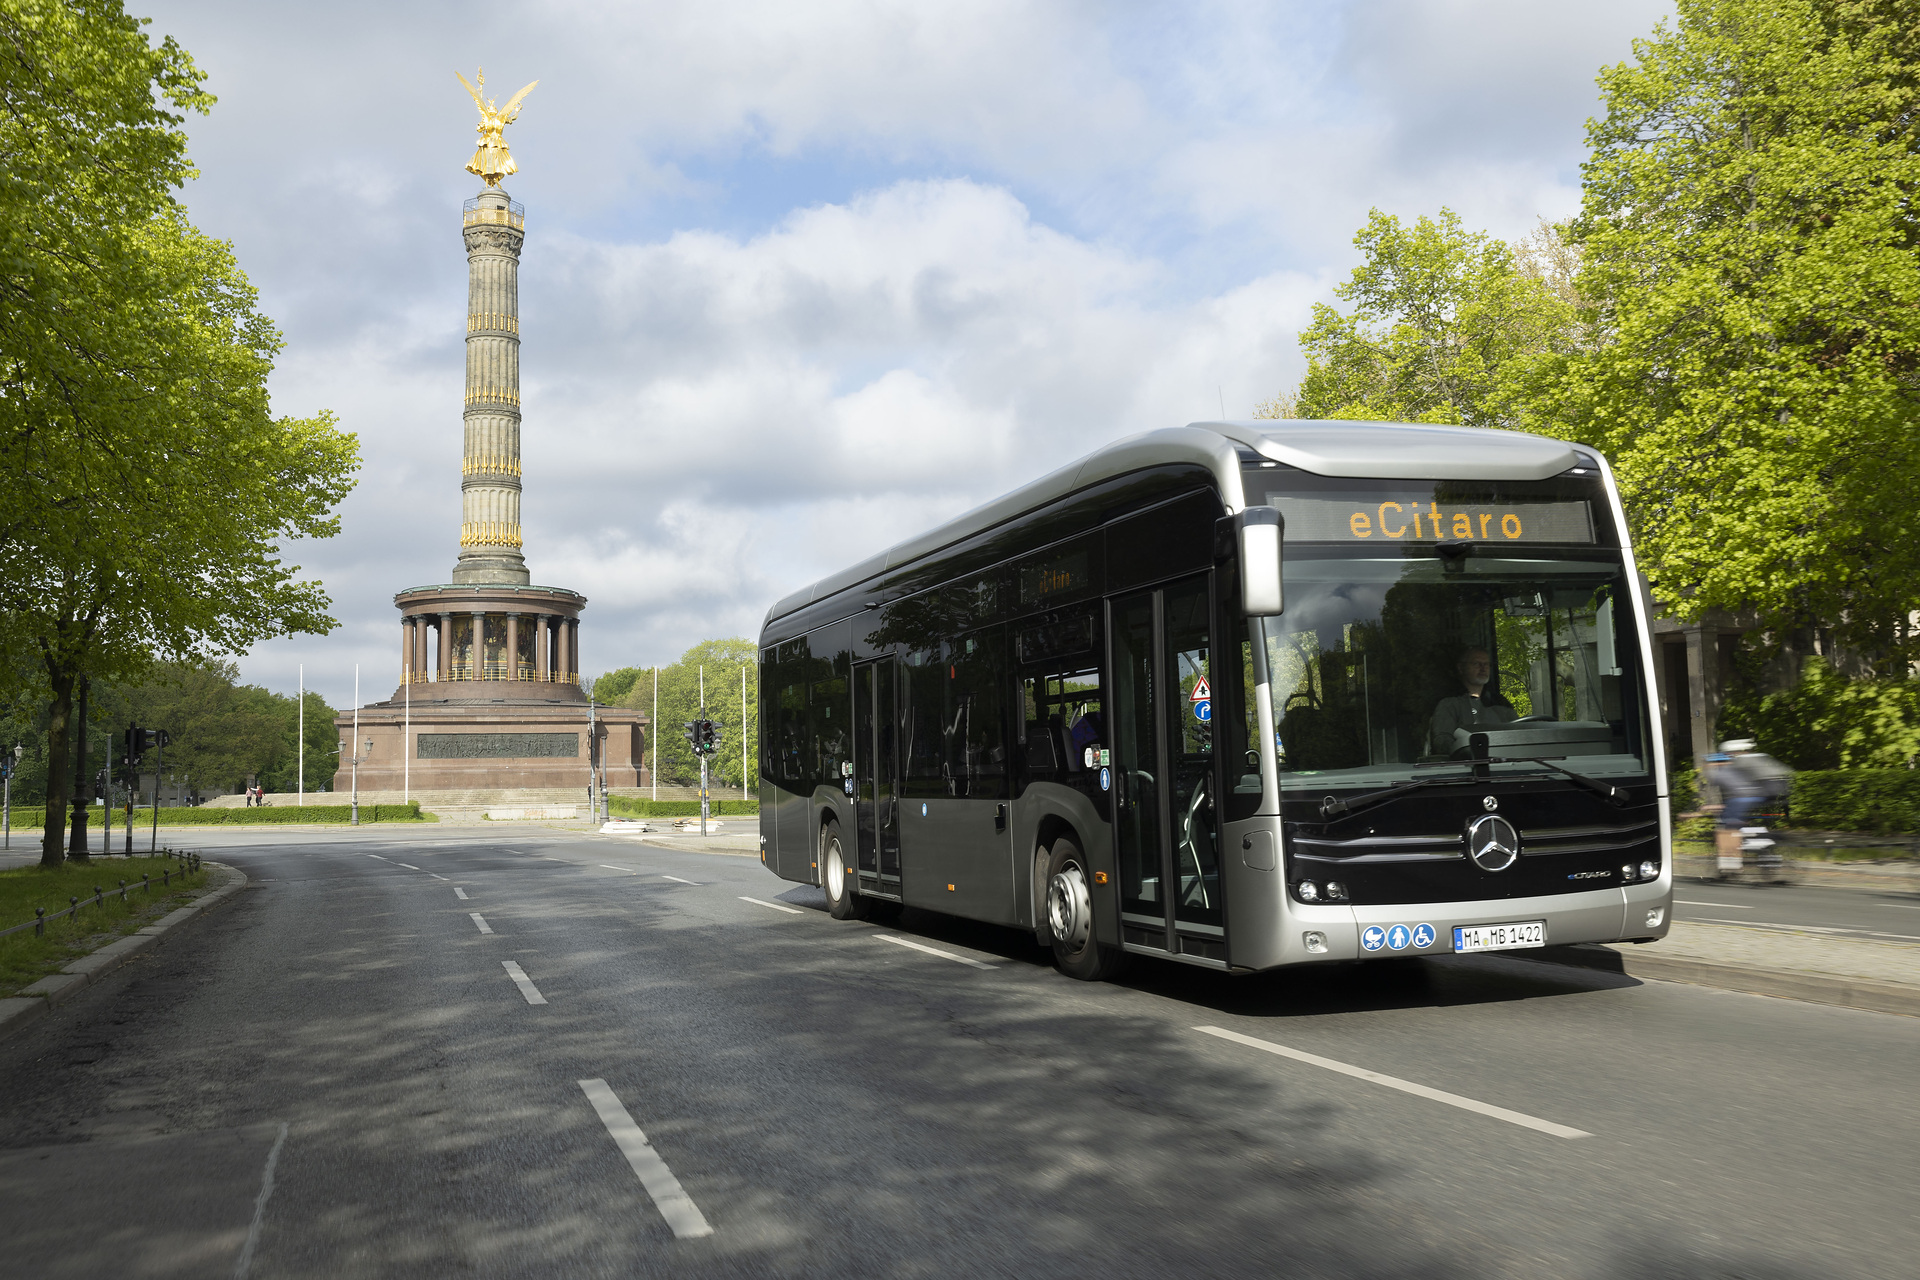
[1044,837,1125,981]
[820,821,866,920]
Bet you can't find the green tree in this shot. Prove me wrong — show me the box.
[615,640,758,791]
[1530,0,1920,667]
[95,662,339,797]
[588,666,644,705]
[1722,656,1920,770]
[1280,209,1581,426]
[0,5,359,864]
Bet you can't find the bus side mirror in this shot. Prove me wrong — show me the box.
[1238,507,1283,616]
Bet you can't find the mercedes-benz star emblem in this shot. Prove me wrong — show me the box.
[1466,814,1520,871]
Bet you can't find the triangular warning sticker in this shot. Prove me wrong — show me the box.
[1189,677,1211,702]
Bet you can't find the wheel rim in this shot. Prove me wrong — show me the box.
[1047,863,1092,953]
[824,836,845,899]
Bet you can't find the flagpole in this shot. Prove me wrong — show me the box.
[298,663,304,807]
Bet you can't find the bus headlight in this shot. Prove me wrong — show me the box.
[1303,931,1328,953]
[1621,863,1637,882]
[1639,860,1659,881]
[1325,881,1348,901]
[1296,880,1319,902]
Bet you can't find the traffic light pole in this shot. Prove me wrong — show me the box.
[150,736,161,854]
[699,667,708,838]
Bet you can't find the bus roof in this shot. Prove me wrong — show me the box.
[762,419,1587,630]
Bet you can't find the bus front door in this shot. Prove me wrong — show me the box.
[1110,576,1224,957]
[852,657,903,897]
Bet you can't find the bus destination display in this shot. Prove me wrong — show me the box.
[1267,497,1595,545]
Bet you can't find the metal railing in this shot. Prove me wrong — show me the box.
[462,197,525,229]
[0,853,204,940]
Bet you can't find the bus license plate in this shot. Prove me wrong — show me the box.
[1453,921,1546,953]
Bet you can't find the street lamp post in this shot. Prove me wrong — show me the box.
[2,744,20,849]
[350,736,371,825]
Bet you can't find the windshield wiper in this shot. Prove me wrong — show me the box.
[1468,732,1630,806]
[1316,736,1631,819]
[1317,768,1473,819]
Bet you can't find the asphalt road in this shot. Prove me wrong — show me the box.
[1,826,1914,1279]
[1671,876,1920,943]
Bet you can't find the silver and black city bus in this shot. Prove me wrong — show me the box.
[756,420,1672,980]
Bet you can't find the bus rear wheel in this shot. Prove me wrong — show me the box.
[1046,837,1124,981]
[821,821,866,920]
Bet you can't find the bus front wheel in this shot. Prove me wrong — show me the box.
[1046,838,1124,981]
[821,821,866,920]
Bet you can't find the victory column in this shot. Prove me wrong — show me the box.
[332,72,645,800]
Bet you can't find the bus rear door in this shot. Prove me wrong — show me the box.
[852,657,903,897]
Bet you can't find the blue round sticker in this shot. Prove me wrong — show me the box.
[1411,923,1436,949]
[1099,766,1111,792]
[1386,924,1412,951]
[1361,925,1387,952]
[1193,700,1212,722]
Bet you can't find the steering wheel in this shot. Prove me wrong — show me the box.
[1511,714,1554,724]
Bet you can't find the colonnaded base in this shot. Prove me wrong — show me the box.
[331,698,646,794]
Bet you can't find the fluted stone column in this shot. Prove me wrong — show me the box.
[506,613,521,681]
[437,613,452,682]
[453,188,530,585]
[472,610,487,679]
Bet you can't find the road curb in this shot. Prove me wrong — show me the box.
[1527,943,1920,1018]
[0,861,249,1043]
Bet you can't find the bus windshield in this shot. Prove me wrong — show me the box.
[1261,549,1652,790]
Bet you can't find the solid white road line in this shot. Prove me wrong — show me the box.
[1881,903,1920,909]
[661,875,698,885]
[502,960,547,1005]
[875,934,997,969]
[1676,900,1750,907]
[471,913,493,934]
[232,1120,289,1280]
[430,874,449,881]
[738,896,803,915]
[1193,1026,1591,1139]
[577,1079,714,1239]
[398,863,421,870]
[454,887,470,900]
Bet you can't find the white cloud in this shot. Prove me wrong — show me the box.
[123,0,1671,710]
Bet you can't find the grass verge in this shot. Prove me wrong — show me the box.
[0,855,212,999]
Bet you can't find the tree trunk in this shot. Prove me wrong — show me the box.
[40,668,74,868]
[67,676,91,863]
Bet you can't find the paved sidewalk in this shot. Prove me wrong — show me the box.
[1540,920,1920,1018]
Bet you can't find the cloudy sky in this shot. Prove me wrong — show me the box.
[141,0,1671,711]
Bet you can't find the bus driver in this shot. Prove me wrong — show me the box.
[1429,646,1517,755]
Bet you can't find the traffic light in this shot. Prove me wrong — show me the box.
[124,727,171,764]
[682,721,700,750]
[702,721,724,755]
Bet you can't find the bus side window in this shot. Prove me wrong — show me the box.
[902,647,946,797]
[776,642,806,782]
[947,628,1008,797]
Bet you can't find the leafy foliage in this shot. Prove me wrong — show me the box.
[1722,656,1920,770]
[1786,770,1920,833]
[1289,210,1582,427]
[611,639,759,790]
[0,5,359,862]
[1529,0,1920,662]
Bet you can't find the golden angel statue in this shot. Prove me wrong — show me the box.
[456,68,538,187]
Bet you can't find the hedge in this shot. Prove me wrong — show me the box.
[1784,771,1920,834]
[1,803,425,827]
[607,796,759,819]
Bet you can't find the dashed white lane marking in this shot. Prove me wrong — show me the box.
[661,875,698,885]
[398,863,421,870]
[502,961,547,1005]
[471,913,493,934]
[1676,900,1750,907]
[1880,903,1920,909]
[874,934,997,969]
[454,887,470,900]
[367,855,388,860]
[578,1079,714,1239]
[430,874,449,881]
[1194,1026,1591,1139]
[738,896,803,915]
[599,864,635,873]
